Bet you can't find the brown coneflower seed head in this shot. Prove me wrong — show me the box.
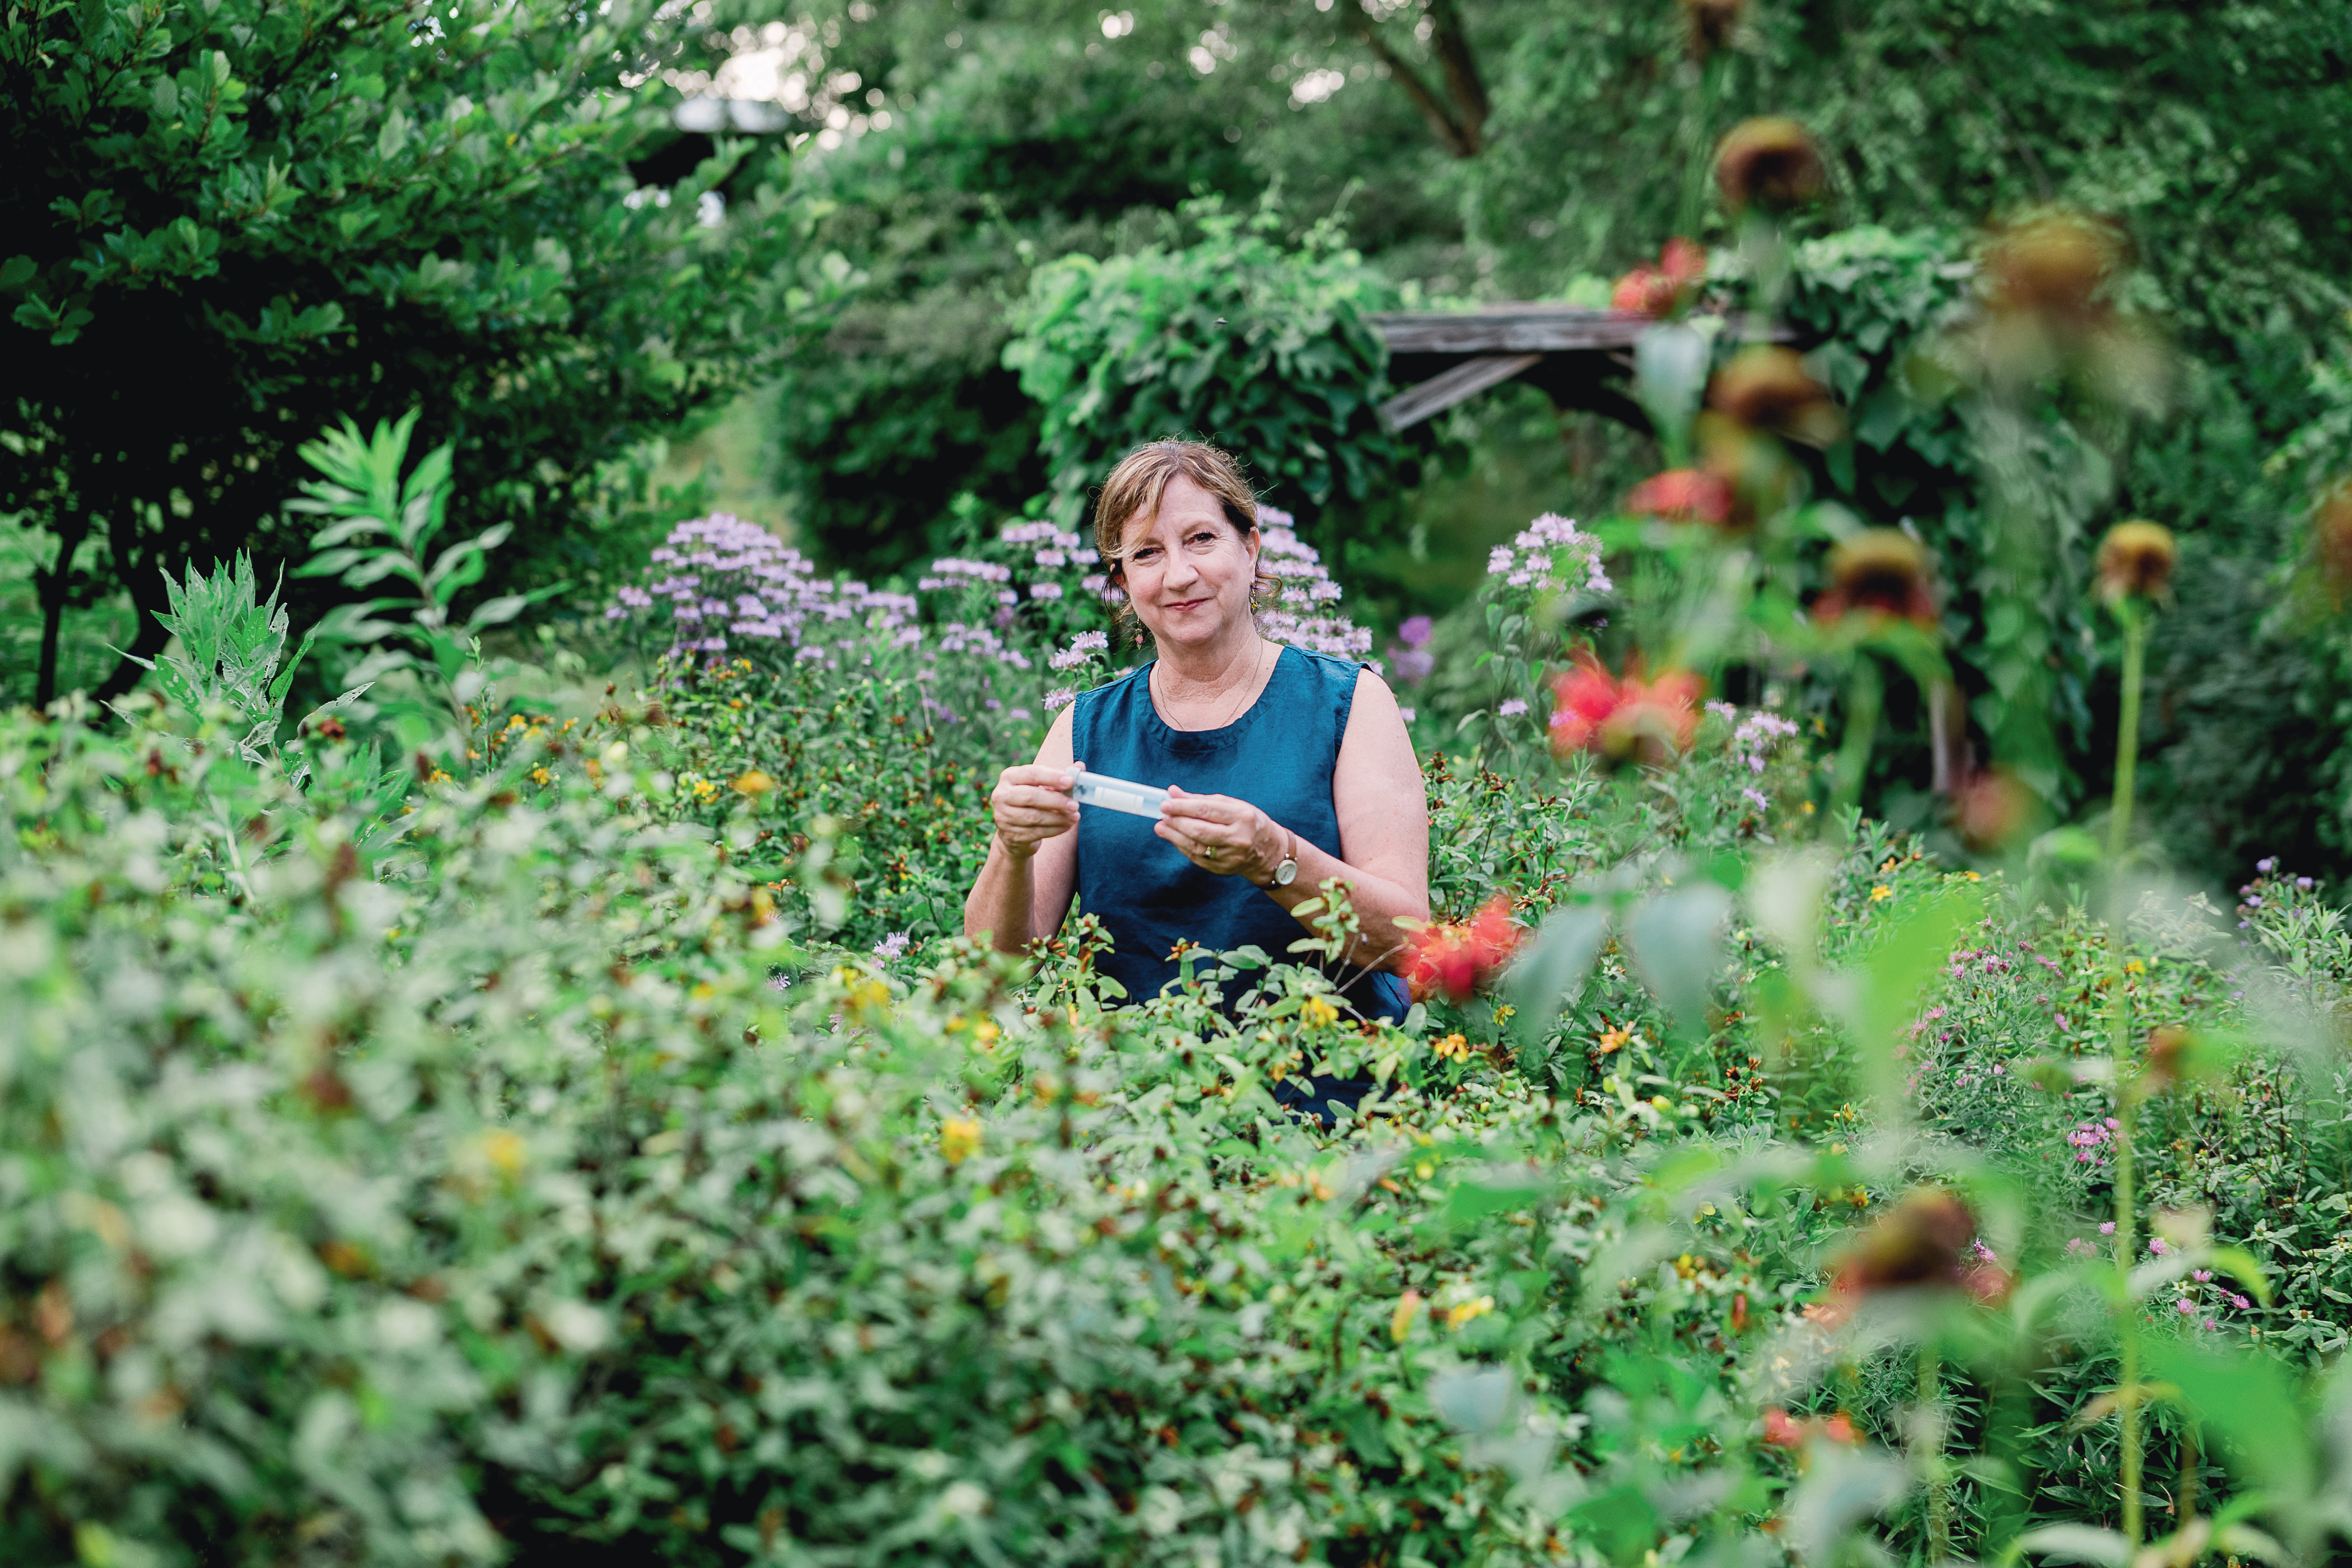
[2095,520,2177,603]
[1833,1189,1977,1297]
[1814,530,1936,628]
[1708,346,1840,445]
[1987,211,2121,324]
[1715,118,1824,213]
[1951,768,2032,851]
[1679,0,1746,58]
[2314,480,2352,599]
[2143,1025,2193,1092]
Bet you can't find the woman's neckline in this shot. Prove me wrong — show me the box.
[1144,640,1291,739]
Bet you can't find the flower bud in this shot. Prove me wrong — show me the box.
[2094,520,2176,604]
[1714,118,1824,213]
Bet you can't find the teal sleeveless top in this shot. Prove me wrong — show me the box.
[1069,643,1411,1023]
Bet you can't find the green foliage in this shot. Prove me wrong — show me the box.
[1004,199,1426,579]
[0,0,797,703]
[763,39,1260,577]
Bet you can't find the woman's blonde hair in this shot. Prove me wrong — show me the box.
[1092,441,1270,594]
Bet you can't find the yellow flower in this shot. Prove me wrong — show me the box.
[733,769,776,796]
[2125,959,2145,976]
[529,766,553,786]
[1434,1032,1470,1061]
[1801,801,1816,815]
[1870,885,1892,902]
[1597,1026,1631,1054]
[1391,1289,1422,1342]
[1446,1294,1495,1329]
[941,1117,982,1166]
[1303,996,1339,1028]
[972,1019,1000,1046]
[1964,870,1982,881]
[473,1130,526,1179]
[426,768,452,786]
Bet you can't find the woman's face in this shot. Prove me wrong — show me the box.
[1117,474,1259,650]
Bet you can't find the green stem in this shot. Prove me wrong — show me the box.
[1832,657,1882,822]
[1920,1341,1952,1561]
[2108,607,2146,862]
[2107,596,2150,1546]
[2115,1090,2142,1546]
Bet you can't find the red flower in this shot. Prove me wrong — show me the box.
[1761,1408,1804,1449]
[1403,894,1521,1002]
[1548,662,1704,765]
[1609,237,1708,318]
[1626,468,1734,526]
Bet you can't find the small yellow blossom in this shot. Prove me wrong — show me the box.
[426,768,452,786]
[1434,1032,1471,1061]
[1964,870,1982,881]
[1391,1289,1422,1342]
[473,1130,526,1178]
[972,1019,1000,1046]
[941,1117,982,1167]
[733,769,776,796]
[2125,959,2145,976]
[1597,1026,1631,1054]
[1869,885,1892,902]
[1801,801,1816,815]
[1303,996,1339,1028]
[529,767,553,786]
[1446,1295,1495,1329]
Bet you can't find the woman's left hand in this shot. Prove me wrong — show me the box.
[1157,786,1285,883]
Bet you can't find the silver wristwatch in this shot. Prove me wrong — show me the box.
[1267,832,1298,888]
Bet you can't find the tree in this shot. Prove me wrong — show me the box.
[1,0,799,704]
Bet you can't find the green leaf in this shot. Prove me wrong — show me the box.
[1624,882,1732,1043]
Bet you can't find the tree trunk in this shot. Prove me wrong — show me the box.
[31,516,90,710]
[1351,0,1490,159]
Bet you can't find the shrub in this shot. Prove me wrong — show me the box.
[1002,198,1427,586]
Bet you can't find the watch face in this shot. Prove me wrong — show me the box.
[1275,858,1297,886]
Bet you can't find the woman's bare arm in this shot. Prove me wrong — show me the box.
[1153,668,1430,973]
[963,704,1082,953]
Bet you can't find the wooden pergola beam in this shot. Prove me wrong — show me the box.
[1371,307,1790,431]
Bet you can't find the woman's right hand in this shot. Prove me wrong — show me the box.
[990,762,1081,859]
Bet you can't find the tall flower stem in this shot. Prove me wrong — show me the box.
[2108,605,2148,863]
[2106,598,2150,1546]
[1831,656,1883,821]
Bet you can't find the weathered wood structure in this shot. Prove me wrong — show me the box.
[1370,306,1785,432]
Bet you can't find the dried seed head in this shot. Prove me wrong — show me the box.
[1715,118,1824,213]
[1707,346,1841,445]
[1679,0,1746,57]
[1814,530,1936,628]
[1986,211,2122,324]
[2095,520,2177,604]
[2313,480,2352,601]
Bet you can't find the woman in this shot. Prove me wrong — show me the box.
[964,441,1430,1067]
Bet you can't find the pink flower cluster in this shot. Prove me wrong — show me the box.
[2067,1117,2118,1164]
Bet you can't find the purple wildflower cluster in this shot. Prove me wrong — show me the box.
[1705,701,1802,810]
[1486,513,1613,595]
[612,514,923,661]
[604,503,1389,721]
[1254,508,1374,661]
